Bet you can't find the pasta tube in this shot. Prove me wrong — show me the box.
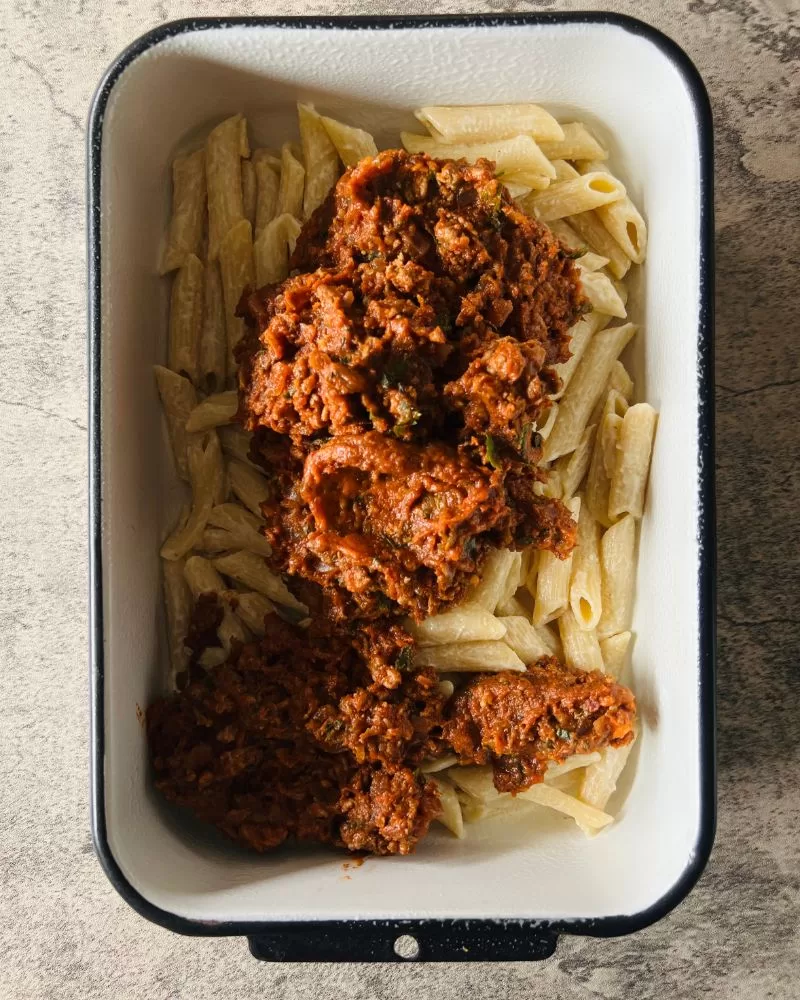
[533,497,581,625]
[298,103,340,218]
[569,501,603,630]
[185,390,239,433]
[544,323,636,461]
[161,431,225,560]
[252,149,280,238]
[218,219,255,377]
[538,122,608,162]
[198,260,227,393]
[168,254,204,384]
[558,606,604,673]
[153,365,198,481]
[414,103,564,143]
[609,403,658,520]
[206,113,249,260]
[277,142,305,217]
[160,149,206,274]
[320,115,378,165]
[597,515,637,639]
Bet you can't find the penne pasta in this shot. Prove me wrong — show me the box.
[596,196,648,264]
[558,606,604,673]
[555,422,597,501]
[207,502,272,558]
[538,122,608,162]
[298,103,340,218]
[567,210,631,280]
[420,755,459,774]
[414,641,526,673]
[545,752,601,782]
[212,549,308,614]
[501,615,551,664]
[254,213,302,288]
[235,591,276,636]
[550,310,610,401]
[523,172,625,223]
[200,526,238,553]
[162,557,191,687]
[578,740,635,835]
[600,631,632,680]
[252,149,281,238]
[533,497,581,625]
[401,132,555,180]
[407,603,507,645]
[241,158,257,229]
[608,360,634,402]
[198,260,227,393]
[578,267,627,318]
[597,515,637,639]
[585,411,623,528]
[536,401,559,441]
[185,390,238,433]
[160,431,225,560]
[160,149,206,274]
[206,113,249,261]
[217,425,257,468]
[183,552,228,597]
[609,403,658,520]
[550,158,580,182]
[578,251,611,272]
[168,253,204,384]
[227,458,272,517]
[569,501,603,630]
[431,777,465,838]
[320,115,379,165]
[496,594,531,619]
[466,548,519,612]
[518,782,613,831]
[502,171,550,191]
[544,323,636,461]
[534,621,564,660]
[277,142,305,218]
[414,103,564,144]
[153,365,198,481]
[218,219,255,378]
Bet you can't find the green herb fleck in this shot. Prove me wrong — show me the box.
[274,604,307,626]
[380,355,411,390]
[562,247,588,260]
[395,647,414,673]
[555,728,573,741]
[323,719,345,740]
[484,433,502,469]
[435,310,453,335]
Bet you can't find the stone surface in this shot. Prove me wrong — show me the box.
[1,0,798,996]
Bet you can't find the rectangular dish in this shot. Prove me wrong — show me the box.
[89,13,715,962]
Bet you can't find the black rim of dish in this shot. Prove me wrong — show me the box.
[88,12,716,962]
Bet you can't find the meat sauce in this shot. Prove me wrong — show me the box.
[149,606,635,855]
[238,150,584,622]
[148,149,636,857]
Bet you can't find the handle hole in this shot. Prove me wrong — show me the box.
[393,934,420,960]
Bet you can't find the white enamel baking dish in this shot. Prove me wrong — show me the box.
[88,14,715,962]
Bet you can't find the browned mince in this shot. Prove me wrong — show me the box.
[149,607,635,856]
[237,150,585,621]
[146,148,634,860]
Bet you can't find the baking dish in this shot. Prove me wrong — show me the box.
[88,14,715,962]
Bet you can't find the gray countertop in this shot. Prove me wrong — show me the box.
[2,1,798,996]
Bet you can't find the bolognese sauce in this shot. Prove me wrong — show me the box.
[148,148,636,858]
[237,150,584,622]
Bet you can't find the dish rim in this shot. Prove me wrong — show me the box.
[87,12,716,961]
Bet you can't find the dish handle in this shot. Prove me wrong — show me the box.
[248,921,558,962]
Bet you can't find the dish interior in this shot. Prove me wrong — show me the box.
[99,20,704,923]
